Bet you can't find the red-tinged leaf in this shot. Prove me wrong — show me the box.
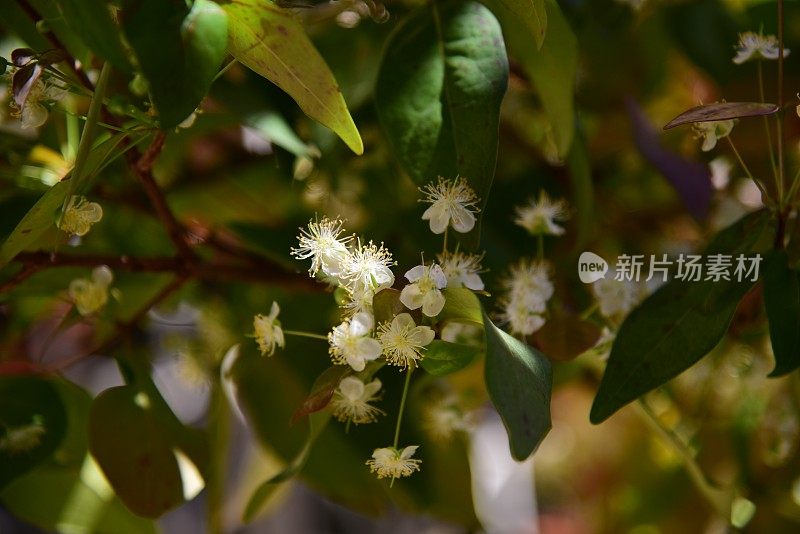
[290,365,351,424]
[11,48,36,67]
[664,102,779,130]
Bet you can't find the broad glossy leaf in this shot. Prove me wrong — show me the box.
[0,376,67,489]
[0,180,70,267]
[122,0,228,128]
[495,0,547,49]
[56,0,131,71]
[492,0,577,157]
[223,0,363,154]
[375,0,508,245]
[483,311,552,461]
[438,287,484,325]
[88,385,184,518]
[763,250,800,376]
[590,210,773,424]
[421,339,481,376]
[664,102,779,130]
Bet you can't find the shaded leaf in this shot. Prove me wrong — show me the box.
[492,0,577,157]
[56,0,131,71]
[291,365,351,423]
[88,386,184,518]
[122,0,228,128]
[590,210,773,424]
[373,287,405,325]
[421,339,481,376]
[375,0,508,246]
[763,250,800,376]
[664,102,779,130]
[495,0,547,49]
[0,376,67,489]
[483,311,552,461]
[223,0,363,154]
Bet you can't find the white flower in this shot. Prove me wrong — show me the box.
[331,376,384,424]
[709,156,732,190]
[514,190,570,236]
[400,263,447,317]
[592,276,646,321]
[328,312,382,371]
[438,251,485,291]
[498,259,554,336]
[423,395,474,441]
[377,313,436,368]
[419,176,480,234]
[366,445,421,480]
[341,285,375,316]
[693,120,735,152]
[253,301,285,356]
[68,266,113,316]
[733,32,788,64]
[341,239,395,293]
[59,195,103,236]
[14,78,67,129]
[0,419,46,454]
[290,217,353,279]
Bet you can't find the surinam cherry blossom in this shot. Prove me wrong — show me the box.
[693,119,735,152]
[59,195,103,237]
[253,301,285,356]
[514,190,570,236]
[733,32,788,64]
[366,445,421,480]
[592,275,646,322]
[377,313,436,368]
[498,259,554,336]
[419,176,480,234]
[68,266,114,316]
[400,262,447,317]
[290,217,353,279]
[328,312,382,371]
[331,376,384,424]
[438,251,485,291]
[341,239,395,293]
[12,77,67,129]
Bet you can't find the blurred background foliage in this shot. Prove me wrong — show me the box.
[0,0,800,532]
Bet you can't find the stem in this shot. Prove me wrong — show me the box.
[777,0,786,207]
[282,330,328,341]
[393,367,414,449]
[212,58,238,82]
[442,227,449,255]
[636,399,731,521]
[61,62,111,213]
[537,234,544,260]
[757,61,778,183]
[726,137,771,204]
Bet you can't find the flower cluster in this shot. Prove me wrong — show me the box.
[498,259,554,336]
[11,77,67,130]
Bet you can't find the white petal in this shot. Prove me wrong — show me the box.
[92,266,113,286]
[274,326,285,348]
[350,312,374,335]
[408,326,435,347]
[20,103,48,129]
[400,284,424,310]
[346,354,366,372]
[400,445,419,459]
[404,265,425,283]
[421,290,445,317]
[424,204,449,234]
[357,338,382,360]
[269,301,280,319]
[429,265,448,288]
[338,376,365,401]
[372,447,395,461]
[392,313,416,330]
[462,272,484,291]
[450,205,476,233]
[363,379,382,398]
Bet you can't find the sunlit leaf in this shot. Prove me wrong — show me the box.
[495,0,547,49]
[223,0,363,154]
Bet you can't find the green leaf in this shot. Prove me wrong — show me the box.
[0,179,70,267]
[590,210,773,424]
[763,249,800,377]
[56,0,131,71]
[483,311,552,461]
[375,0,508,246]
[492,0,577,157]
[122,0,228,128]
[88,385,184,518]
[222,0,363,155]
[0,376,67,489]
[438,287,484,325]
[493,0,547,49]
[421,339,481,376]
